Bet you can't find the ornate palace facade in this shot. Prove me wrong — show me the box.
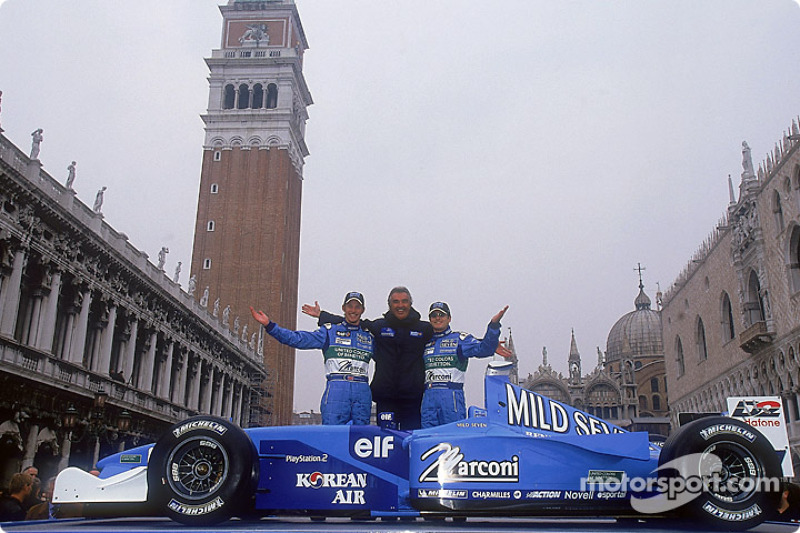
[0,131,265,486]
[662,119,800,468]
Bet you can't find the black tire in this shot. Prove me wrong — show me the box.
[147,415,258,525]
[659,416,781,530]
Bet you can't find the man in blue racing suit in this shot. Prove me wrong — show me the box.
[250,292,373,425]
[422,301,510,428]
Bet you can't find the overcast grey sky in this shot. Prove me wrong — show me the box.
[1,1,800,412]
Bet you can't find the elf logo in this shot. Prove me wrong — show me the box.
[354,435,395,458]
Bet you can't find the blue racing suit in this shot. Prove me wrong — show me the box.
[421,322,501,428]
[265,321,374,425]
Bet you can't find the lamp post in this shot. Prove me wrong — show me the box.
[60,391,135,470]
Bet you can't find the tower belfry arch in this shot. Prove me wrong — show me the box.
[190,0,312,426]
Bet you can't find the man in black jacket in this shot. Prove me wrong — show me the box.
[304,286,432,430]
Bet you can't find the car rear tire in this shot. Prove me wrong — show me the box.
[147,415,258,525]
[658,416,781,531]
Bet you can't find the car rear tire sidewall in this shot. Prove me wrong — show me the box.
[659,416,781,530]
[147,415,257,525]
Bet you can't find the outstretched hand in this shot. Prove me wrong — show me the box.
[491,305,509,324]
[496,344,514,358]
[302,301,321,318]
[249,306,271,327]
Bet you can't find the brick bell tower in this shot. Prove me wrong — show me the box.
[190,0,312,426]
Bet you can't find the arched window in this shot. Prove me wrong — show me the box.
[207,220,215,232]
[210,183,219,193]
[676,337,685,376]
[213,151,221,162]
[223,84,235,109]
[721,292,735,342]
[266,83,278,109]
[789,226,800,293]
[238,83,250,109]
[652,395,661,411]
[252,83,264,109]
[773,189,785,233]
[696,317,708,361]
[744,270,765,326]
[650,377,659,393]
[639,395,648,410]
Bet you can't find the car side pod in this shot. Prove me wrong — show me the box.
[53,466,149,504]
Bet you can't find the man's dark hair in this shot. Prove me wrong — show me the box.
[387,286,412,305]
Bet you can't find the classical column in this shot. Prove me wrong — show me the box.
[57,433,72,473]
[69,288,92,365]
[122,317,138,382]
[176,350,188,406]
[202,366,214,414]
[214,372,225,417]
[25,288,43,346]
[139,329,158,392]
[224,377,235,420]
[232,382,243,426]
[21,422,39,470]
[159,340,174,400]
[96,302,117,375]
[190,357,202,411]
[35,268,61,351]
[0,247,26,337]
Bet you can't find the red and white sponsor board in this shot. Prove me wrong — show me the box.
[727,396,794,477]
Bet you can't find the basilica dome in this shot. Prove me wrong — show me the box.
[605,284,663,363]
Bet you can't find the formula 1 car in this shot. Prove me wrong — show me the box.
[53,362,784,530]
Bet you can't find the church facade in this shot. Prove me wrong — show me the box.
[520,280,670,437]
[661,120,800,467]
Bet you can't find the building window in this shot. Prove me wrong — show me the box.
[652,395,661,411]
[639,395,648,410]
[721,292,735,342]
[213,151,221,162]
[789,226,800,293]
[203,258,212,270]
[744,270,765,326]
[696,317,708,361]
[211,183,219,193]
[238,83,250,109]
[252,83,264,109]
[207,221,215,231]
[773,189,785,233]
[266,83,278,109]
[650,377,659,393]
[223,84,235,109]
[676,337,685,377]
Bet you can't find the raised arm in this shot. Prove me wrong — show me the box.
[459,306,509,359]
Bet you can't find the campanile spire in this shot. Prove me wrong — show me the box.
[190,0,312,426]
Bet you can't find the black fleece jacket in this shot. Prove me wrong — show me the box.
[318,307,433,402]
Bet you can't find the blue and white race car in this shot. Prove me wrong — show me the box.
[53,362,784,530]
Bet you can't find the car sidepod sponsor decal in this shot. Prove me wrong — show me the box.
[418,443,518,483]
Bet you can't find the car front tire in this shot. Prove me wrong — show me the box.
[147,415,258,525]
